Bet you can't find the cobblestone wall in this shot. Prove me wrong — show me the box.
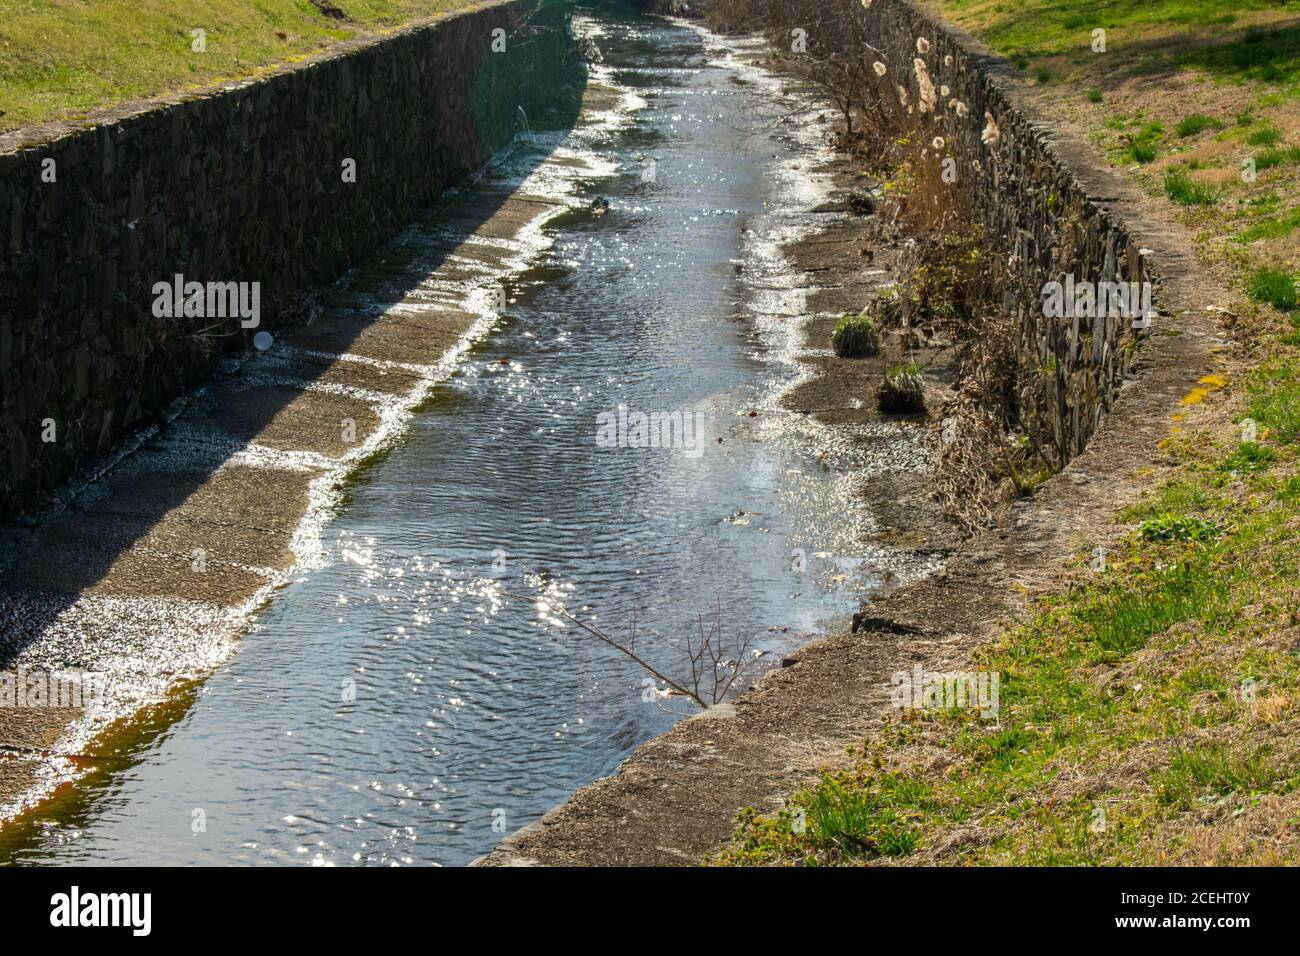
[866,0,1153,461]
[0,0,581,518]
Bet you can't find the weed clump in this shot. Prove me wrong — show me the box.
[1125,121,1163,163]
[1247,266,1297,311]
[1164,167,1218,205]
[831,313,882,357]
[1176,113,1222,136]
[1254,145,1300,170]
[1218,441,1276,474]
[878,363,926,413]
[1247,124,1282,146]
[1138,513,1221,543]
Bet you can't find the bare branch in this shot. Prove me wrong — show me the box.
[496,573,760,709]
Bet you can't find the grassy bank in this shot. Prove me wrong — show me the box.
[0,0,480,134]
[933,0,1300,296]
[718,399,1300,863]
[716,0,1300,865]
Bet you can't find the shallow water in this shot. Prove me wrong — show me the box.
[2,11,923,866]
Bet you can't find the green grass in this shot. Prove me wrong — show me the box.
[1254,145,1300,171]
[1137,512,1221,543]
[1163,167,1218,205]
[1247,266,1299,311]
[1081,558,1225,654]
[1127,121,1163,163]
[1237,207,1300,242]
[1086,87,1103,103]
[803,776,922,858]
[1121,480,1225,521]
[1247,124,1284,146]
[1218,441,1277,474]
[1154,744,1280,810]
[1129,141,1157,163]
[0,0,478,132]
[1248,359,1300,440]
[724,771,928,864]
[1176,113,1223,137]
[934,0,1300,90]
[933,0,1289,60]
[1180,24,1300,86]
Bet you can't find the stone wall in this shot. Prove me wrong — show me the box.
[0,0,582,519]
[863,0,1152,462]
[698,0,1153,463]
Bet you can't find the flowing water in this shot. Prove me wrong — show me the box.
[1,10,929,866]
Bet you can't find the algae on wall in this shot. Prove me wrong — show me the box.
[473,0,587,143]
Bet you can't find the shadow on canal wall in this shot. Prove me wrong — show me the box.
[0,0,585,521]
